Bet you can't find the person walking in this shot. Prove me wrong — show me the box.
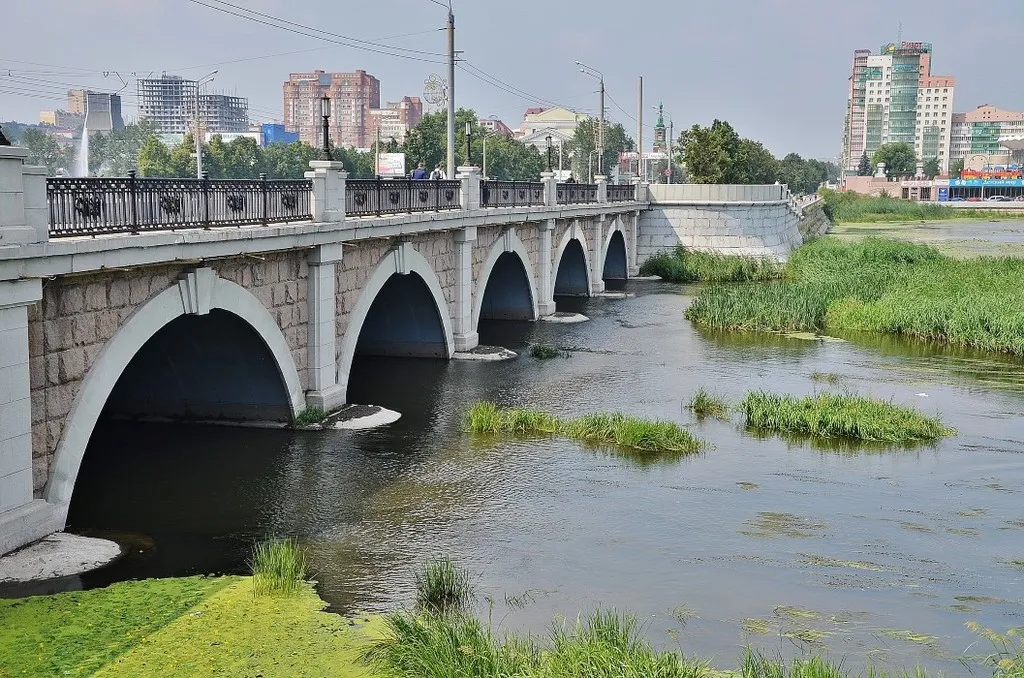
[429,163,446,180]
[411,162,428,180]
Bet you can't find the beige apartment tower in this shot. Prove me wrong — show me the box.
[283,70,381,149]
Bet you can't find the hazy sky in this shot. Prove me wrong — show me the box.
[3,0,1021,159]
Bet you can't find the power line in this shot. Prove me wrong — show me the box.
[187,0,445,63]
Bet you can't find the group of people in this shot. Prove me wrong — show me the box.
[410,163,448,180]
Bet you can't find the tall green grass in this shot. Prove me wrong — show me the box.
[820,188,1024,224]
[249,538,308,597]
[466,401,703,456]
[739,650,846,678]
[640,246,782,283]
[688,387,730,419]
[414,556,474,616]
[368,607,707,678]
[739,391,954,443]
[686,238,1024,357]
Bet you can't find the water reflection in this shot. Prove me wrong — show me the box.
[12,280,1024,673]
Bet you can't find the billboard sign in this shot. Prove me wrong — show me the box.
[950,178,1024,187]
[937,188,949,202]
[377,153,406,177]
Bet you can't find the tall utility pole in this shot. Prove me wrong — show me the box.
[667,116,674,184]
[637,76,643,181]
[195,70,217,179]
[446,6,456,178]
[576,61,605,176]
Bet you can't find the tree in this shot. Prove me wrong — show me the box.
[949,157,964,179]
[922,157,940,180]
[137,136,174,177]
[17,127,73,175]
[857,151,872,176]
[481,133,544,180]
[675,120,739,184]
[872,142,916,178]
[733,139,779,184]
[262,142,320,180]
[565,118,634,182]
[88,121,162,176]
[404,108,480,174]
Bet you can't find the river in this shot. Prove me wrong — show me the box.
[19,267,1024,673]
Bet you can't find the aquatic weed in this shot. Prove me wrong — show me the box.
[249,538,308,597]
[688,388,730,420]
[414,556,474,616]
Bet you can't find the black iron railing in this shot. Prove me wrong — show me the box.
[480,181,545,208]
[555,182,599,205]
[346,179,462,216]
[47,173,313,238]
[607,183,636,202]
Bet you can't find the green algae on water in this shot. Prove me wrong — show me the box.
[802,553,884,571]
[740,512,828,539]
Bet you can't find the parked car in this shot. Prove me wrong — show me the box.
[985,195,1011,202]
[1015,196,1024,202]
[950,197,964,202]
[967,197,982,202]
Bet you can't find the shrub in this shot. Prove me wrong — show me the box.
[295,406,326,426]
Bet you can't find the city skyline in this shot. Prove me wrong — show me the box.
[1,0,1022,160]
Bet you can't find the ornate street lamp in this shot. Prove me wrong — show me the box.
[465,120,473,167]
[320,95,332,161]
[546,135,554,172]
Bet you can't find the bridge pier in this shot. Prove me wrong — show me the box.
[306,243,345,412]
[537,219,556,316]
[587,217,606,295]
[453,227,480,352]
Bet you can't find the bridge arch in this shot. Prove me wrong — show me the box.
[553,224,592,297]
[602,218,629,286]
[473,228,539,329]
[44,269,305,517]
[337,242,454,398]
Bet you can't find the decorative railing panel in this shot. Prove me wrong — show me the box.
[606,183,636,202]
[555,183,599,205]
[480,181,545,208]
[345,179,462,217]
[47,175,313,237]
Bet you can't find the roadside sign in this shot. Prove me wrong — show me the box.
[937,188,949,202]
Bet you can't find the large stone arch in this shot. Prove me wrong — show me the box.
[472,227,539,329]
[553,222,593,298]
[44,268,304,517]
[602,216,629,284]
[337,242,454,397]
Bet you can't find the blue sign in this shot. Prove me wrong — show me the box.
[938,188,949,202]
[950,179,1024,187]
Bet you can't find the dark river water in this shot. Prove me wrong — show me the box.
[30,281,1024,673]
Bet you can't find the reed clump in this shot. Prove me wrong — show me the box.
[640,246,782,283]
[686,237,1024,357]
[739,390,954,443]
[466,401,703,456]
[249,538,308,597]
[368,605,708,678]
[414,556,474,616]
[688,388,730,419]
[530,343,569,360]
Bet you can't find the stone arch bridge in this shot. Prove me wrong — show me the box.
[0,155,643,553]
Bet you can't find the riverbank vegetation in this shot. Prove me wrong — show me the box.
[740,391,954,443]
[640,246,781,283]
[821,189,1024,224]
[250,537,308,596]
[685,238,1024,358]
[530,343,570,360]
[466,401,703,456]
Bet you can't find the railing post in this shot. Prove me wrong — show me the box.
[0,147,44,245]
[541,171,557,208]
[201,170,210,228]
[307,160,347,222]
[259,172,268,225]
[595,175,608,203]
[128,170,138,233]
[456,166,481,210]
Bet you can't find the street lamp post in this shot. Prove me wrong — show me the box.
[546,135,554,173]
[576,61,605,176]
[320,95,332,161]
[195,70,217,179]
[465,120,473,167]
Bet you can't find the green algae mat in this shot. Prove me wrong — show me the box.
[0,576,380,677]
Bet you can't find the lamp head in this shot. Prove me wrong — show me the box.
[320,95,331,119]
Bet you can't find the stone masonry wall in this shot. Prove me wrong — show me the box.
[637,202,803,263]
[27,250,309,495]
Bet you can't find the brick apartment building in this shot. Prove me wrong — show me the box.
[283,70,381,149]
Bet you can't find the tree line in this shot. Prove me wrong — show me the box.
[854,143,948,179]
[673,119,839,194]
